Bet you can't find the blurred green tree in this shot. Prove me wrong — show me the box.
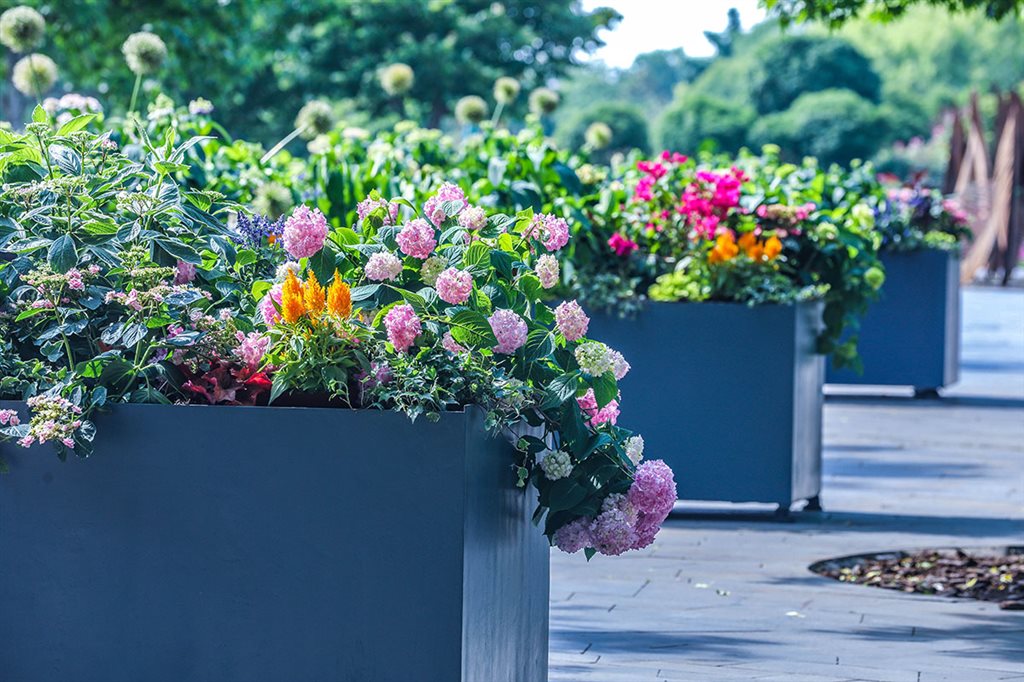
[762,0,1021,26]
[656,93,755,154]
[558,101,649,162]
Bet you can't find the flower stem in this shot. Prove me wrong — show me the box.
[261,124,308,165]
[128,73,142,114]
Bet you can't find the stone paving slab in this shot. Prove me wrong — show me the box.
[550,288,1024,681]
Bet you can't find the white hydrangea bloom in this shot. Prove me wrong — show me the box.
[540,450,573,481]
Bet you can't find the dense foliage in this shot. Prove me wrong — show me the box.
[762,0,1022,25]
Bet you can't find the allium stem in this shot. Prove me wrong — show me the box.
[128,72,142,114]
[490,100,505,127]
[261,124,307,165]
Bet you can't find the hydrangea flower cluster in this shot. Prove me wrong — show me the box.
[575,341,616,377]
[423,182,466,227]
[396,218,437,259]
[555,300,589,341]
[526,213,570,252]
[539,450,573,480]
[419,256,446,286]
[489,309,528,354]
[458,205,488,231]
[365,252,404,281]
[577,388,620,426]
[282,205,329,259]
[357,196,400,226]
[435,268,473,305]
[384,304,422,353]
[535,254,559,289]
[16,394,84,449]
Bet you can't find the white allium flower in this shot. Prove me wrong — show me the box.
[294,100,334,139]
[575,341,615,377]
[624,435,644,466]
[122,32,167,76]
[540,450,573,481]
[380,63,415,96]
[253,182,292,219]
[0,6,45,53]
[454,95,488,125]
[493,76,521,104]
[528,87,559,115]
[12,54,57,97]
[585,121,613,149]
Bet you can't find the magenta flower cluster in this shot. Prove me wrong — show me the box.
[554,460,676,556]
[435,267,473,305]
[488,308,528,354]
[396,218,437,259]
[577,388,619,426]
[259,283,284,325]
[527,213,570,252]
[357,196,399,226]
[384,303,422,353]
[282,205,329,259]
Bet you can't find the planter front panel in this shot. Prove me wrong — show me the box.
[827,249,960,390]
[0,403,548,682]
[588,301,823,506]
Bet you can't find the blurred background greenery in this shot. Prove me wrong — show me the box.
[0,0,1021,183]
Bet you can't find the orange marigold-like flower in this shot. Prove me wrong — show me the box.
[747,243,764,261]
[281,270,306,323]
[326,269,351,319]
[708,232,739,265]
[764,235,783,259]
[303,269,326,317]
[737,231,758,253]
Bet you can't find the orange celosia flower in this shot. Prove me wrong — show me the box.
[281,270,306,324]
[747,243,764,261]
[764,235,782,259]
[737,232,757,252]
[304,270,326,317]
[708,232,739,265]
[326,269,352,319]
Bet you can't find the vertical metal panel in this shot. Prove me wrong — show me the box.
[0,403,549,682]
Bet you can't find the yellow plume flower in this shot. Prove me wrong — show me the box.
[326,269,352,319]
[303,269,326,317]
[281,270,306,324]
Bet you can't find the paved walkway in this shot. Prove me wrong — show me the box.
[550,287,1024,682]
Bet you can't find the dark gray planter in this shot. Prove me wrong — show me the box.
[588,301,824,510]
[826,248,960,392]
[0,403,549,682]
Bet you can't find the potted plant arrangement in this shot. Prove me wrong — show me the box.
[562,150,884,512]
[825,184,969,395]
[0,113,677,682]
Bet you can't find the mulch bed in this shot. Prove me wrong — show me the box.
[810,547,1024,610]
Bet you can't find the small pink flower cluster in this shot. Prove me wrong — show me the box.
[577,388,619,426]
[234,331,270,370]
[457,205,488,231]
[526,214,570,252]
[423,182,467,227]
[633,152,686,203]
[174,260,197,285]
[608,233,639,257]
[0,409,20,426]
[259,283,284,325]
[357,196,400,226]
[676,168,748,239]
[435,267,473,305]
[554,460,676,556]
[555,300,589,341]
[384,303,422,353]
[488,309,528,354]
[282,205,329,259]
[365,252,404,281]
[17,394,83,449]
[755,202,815,228]
[442,331,467,354]
[21,264,100,303]
[396,218,437,259]
[941,198,969,225]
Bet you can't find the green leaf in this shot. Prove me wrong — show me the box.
[542,371,581,409]
[56,114,97,136]
[592,371,618,409]
[14,307,50,322]
[48,234,78,273]
[251,280,272,301]
[156,239,201,265]
[32,105,48,124]
[448,309,498,348]
[524,329,555,364]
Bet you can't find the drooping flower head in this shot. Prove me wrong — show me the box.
[488,308,528,354]
[383,303,422,353]
[396,218,437,260]
[628,459,677,549]
[624,435,644,466]
[282,205,329,259]
[555,300,589,342]
[122,32,167,76]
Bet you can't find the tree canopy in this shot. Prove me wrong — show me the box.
[761,0,1022,26]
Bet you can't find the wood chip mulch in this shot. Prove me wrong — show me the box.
[811,548,1024,610]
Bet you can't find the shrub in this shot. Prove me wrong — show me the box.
[560,102,649,163]
[657,93,755,155]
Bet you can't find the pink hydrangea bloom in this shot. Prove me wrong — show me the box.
[527,214,570,252]
[396,218,437,260]
[555,300,589,341]
[608,233,638,257]
[282,205,329,259]
[357,196,399,225]
[0,409,20,426]
[435,267,473,305]
[234,331,270,370]
[422,182,466,226]
[535,254,559,289]
[442,331,467,354]
[384,303,422,353]
[577,388,619,426]
[259,284,284,325]
[590,508,639,556]
[65,268,85,291]
[553,518,592,554]
[365,252,404,281]
[610,350,630,380]
[173,260,196,285]
[628,459,676,549]
[458,205,488,231]
[488,308,528,354]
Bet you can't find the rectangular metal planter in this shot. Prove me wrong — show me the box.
[588,301,824,509]
[826,248,960,391]
[0,403,549,682]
